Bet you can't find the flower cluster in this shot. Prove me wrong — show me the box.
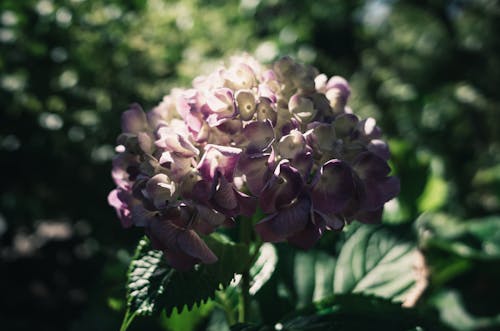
[108,55,399,270]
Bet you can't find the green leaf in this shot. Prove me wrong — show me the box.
[125,234,252,319]
[249,243,278,295]
[431,290,500,331]
[230,322,271,331]
[334,224,419,302]
[161,300,214,331]
[416,213,500,260]
[279,293,450,331]
[293,250,336,308]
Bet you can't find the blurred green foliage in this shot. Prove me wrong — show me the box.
[1,0,499,330]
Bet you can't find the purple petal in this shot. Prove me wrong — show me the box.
[193,205,227,235]
[326,76,351,99]
[145,174,176,209]
[255,196,311,242]
[354,207,384,224]
[325,76,351,113]
[260,161,303,213]
[314,210,344,231]
[288,94,317,123]
[205,88,236,126]
[367,139,390,160]
[311,159,354,214]
[159,152,194,182]
[121,103,148,133]
[287,219,323,250]
[111,152,140,189]
[235,190,257,217]
[137,132,155,154]
[360,176,400,211]
[352,152,391,180]
[243,120,275,155]
[254,214,286,243]
[305,123,335,153]
[177,230,218,264]
[278,130,307,160]
[355,117,382,140]
[216,119,243,135]
[198,144,242,181]
[333,113,359,138]
[212,175,239,212]
[155,127,199,157]
[223,63,256,90]
[290,150,314,181]
[107,189,133,228]
[164,250,200,272]
[236,152,273,195]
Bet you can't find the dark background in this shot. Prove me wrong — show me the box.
[1,0,499,330]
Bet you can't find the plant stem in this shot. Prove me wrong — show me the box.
[238,217,252,323]
[120,309,137,331]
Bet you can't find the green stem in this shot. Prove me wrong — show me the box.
[120,309,137,331]
[238,217,252,323]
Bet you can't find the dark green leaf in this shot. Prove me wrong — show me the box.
[431,290,500,331]
[279,293,450,331]
[416,213,500,260]
[126,234,252,318]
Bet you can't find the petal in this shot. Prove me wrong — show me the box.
[278,130,307,160]
[212,175,239,212]
[205,88,236,123]
[121,103,148,133]
[287,220,323,250]
[111,152,140,189]
[243,120,275,155]
[155,127,199,157]
[193,204,227,234]
[164,250,200,272]
[367,139,390,161]
[305,123,335,153]
[159,152,194,182]
[311,159,355,214]
[333,113,358,138]
[198,144,242,181]
[256,98,277,124]
[235,190,257,217]
[148,217,180,251]
[314,210,344,231]
[352,152,391,180]
[260,161,303,213]
[236,89,256,120]
[177,230,218,264]
[266,196,311,239]
[288,94,317,123]
[355,117,382,140]
[223,63,256,90]
[254,214,286,243]
[145,174,176,209]
[354,207,384,224]
[236,152,273,196]
[360,176,400,211]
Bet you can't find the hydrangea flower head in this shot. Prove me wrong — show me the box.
[108,55,400,270]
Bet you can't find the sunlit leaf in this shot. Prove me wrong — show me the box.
[334,224,419,302]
